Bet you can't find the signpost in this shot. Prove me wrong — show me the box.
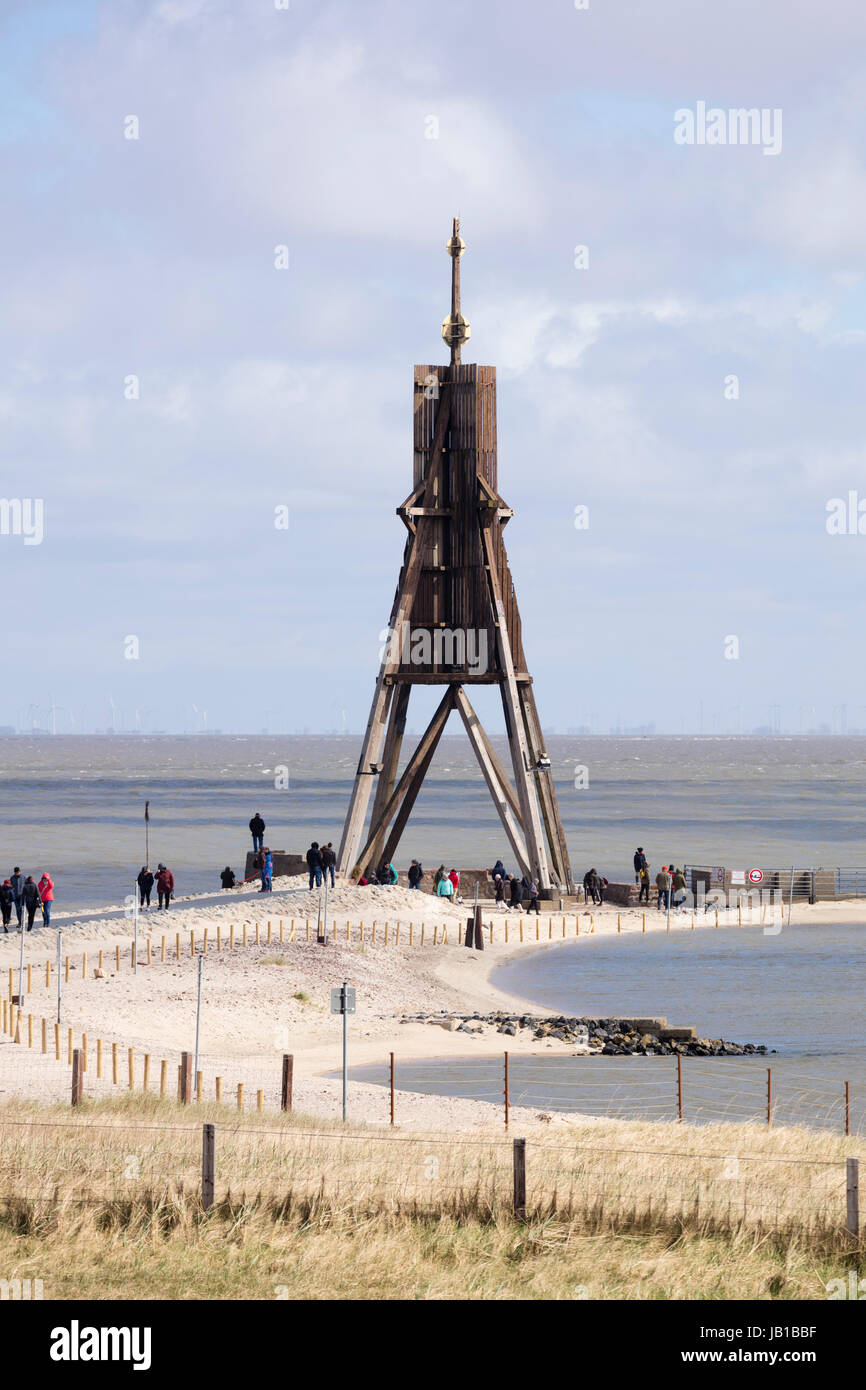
[749,869,763,884]
[331,982,356,1122]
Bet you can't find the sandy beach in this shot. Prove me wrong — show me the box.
[0,879,862,1130]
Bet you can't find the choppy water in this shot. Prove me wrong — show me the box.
[0,734,864,909]
[349,922,866,1133]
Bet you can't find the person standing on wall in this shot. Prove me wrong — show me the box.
[249,813,265,853]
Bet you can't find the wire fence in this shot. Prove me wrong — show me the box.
[0,1114,858,1247]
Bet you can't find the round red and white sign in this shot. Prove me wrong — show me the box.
[748,869,763,883]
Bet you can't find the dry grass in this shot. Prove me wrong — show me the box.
[0,1095,861,1299]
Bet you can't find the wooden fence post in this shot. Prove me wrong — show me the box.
[71,1048,83,1106]
[112,1041,118,1084]
[504,1051,510,1128]
[237,1083,244,1112]
[512,1137,526,1220]
[128,1047,135,1091]
[160,1060,167,1096]
[847,1157,859,1238]
[845,1078,856,1134]
[201,1123,216,1211]
[281,1054,293,1112]
[677,1054,683,1122]
[390,1052,395,1127]
[767,1067,772,1126]
[180,1051,192,1104]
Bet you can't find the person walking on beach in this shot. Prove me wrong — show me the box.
[378,860,398,885]
[249,813,265,852]
[220,866,236,890]
[508,874,522,911]
[263,849,274,893]
[494,875,506,910]
[38,872,54,928]
[448,867,460,902]
[137,866,154,909]
[527,880,541,915]
[491,858,507,882]
[156,864,174,910]
[22,876,39,931]
[656,866,672,912]
[321,843,336,888]
[407,860,423,890]
[0,881,13,932]
[10,867,23,929]
[672,866,687,912]
[638,862,650,905]
[633,847,647,885]
[306,842,323,890]
[583,868,600,905]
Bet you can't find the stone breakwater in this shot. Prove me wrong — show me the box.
[400,1011,774,1057]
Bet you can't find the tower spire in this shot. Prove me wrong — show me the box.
[441,216,470,365]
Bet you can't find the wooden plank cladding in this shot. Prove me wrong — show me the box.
[406,363,523,676]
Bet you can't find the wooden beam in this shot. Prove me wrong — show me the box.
[480,521,551,888]
[354,687,455,878]
[366,683,411,871]
[454,687,530,878]
[518,683,574,892]
[379,691,455,869]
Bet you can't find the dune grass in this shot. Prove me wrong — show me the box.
[0,1094,861,1299]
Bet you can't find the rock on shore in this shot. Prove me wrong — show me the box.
[400,1011,773,1057]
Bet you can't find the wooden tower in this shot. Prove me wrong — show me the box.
[338,220,574,893]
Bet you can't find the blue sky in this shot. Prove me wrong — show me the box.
[2,0,866,734]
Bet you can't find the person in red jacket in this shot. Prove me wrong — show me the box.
[38,872,54,927]
[155,864,174,910]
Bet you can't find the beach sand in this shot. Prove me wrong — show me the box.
[0,879,860,1130]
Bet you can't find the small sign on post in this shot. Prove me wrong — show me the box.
[330,986,356,1015]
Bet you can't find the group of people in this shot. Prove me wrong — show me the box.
[0,869,53,931]
[136,865,174,910]
[357,859,399,887]
[491,860,542,914]
[633,848,687,911]
[581,867,609,905]
[305,842,337,890]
